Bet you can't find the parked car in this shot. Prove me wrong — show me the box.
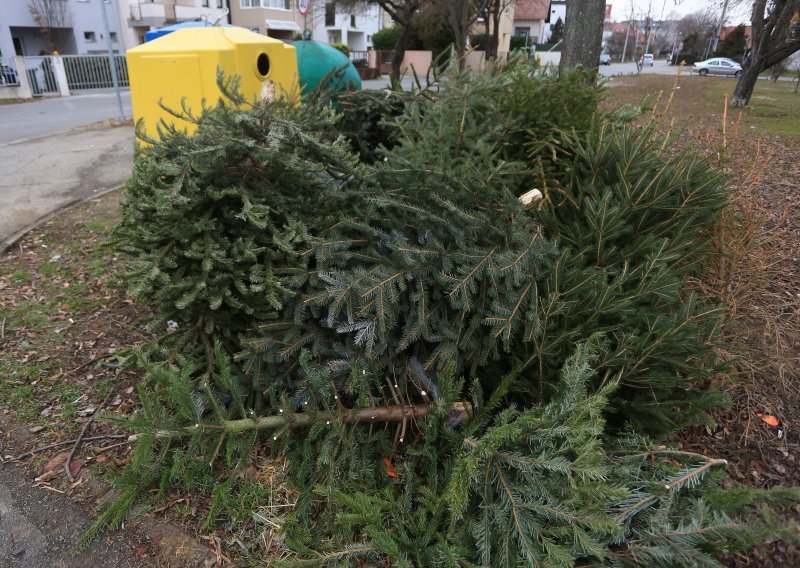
[599,53,611,65]
[693,57,742,77]
[1,64,18,86]
[640,53,654,66]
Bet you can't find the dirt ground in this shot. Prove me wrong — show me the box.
[0,194,216,566]
[0,74,798,565]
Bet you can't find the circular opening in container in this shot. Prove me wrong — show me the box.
[257,53,270,77]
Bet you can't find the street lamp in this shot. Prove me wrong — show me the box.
[99,0,125,122]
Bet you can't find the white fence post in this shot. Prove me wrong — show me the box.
[51,55,71,97]
[13,56,34,99]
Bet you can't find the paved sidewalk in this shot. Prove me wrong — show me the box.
[0,125,134,244]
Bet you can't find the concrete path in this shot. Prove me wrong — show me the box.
[0,124,134,244]
[0,463,149,568]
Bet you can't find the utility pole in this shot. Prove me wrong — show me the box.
[621,20,631,63]
[99,0,125,122]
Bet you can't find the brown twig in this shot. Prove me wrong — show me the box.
[65,390,114,482]
[92,440,130,454]
[3,435,126,464]
[63,353,118,378]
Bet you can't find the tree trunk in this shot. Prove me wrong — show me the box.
[731,64,761,107]
[390,16,414,81]
[559,0,606,78]
[490,4,502,59]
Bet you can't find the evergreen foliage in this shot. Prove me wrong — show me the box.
[111,74,365,348]
[96,62,797,564]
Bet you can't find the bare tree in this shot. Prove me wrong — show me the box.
[435,0,484,69]
[731,0,800,107]
[558,0,606,77]
[27,0,72,54]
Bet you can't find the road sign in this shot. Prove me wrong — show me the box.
[298,0,309,16]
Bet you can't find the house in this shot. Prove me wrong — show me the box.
[545,0,566,42]
[513,0,548,44]
[309,1,384,51]
[228,0,304,41]
[0,0,126,57]
[123,1,230,48]
[473,1,516,57]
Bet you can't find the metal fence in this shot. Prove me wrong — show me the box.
[0,57,21,87]
[21,56,59,96]
[61,54,129,90]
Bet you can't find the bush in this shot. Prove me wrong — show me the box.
[509,35,531,51]
[329,42,349,57]
[371,26,399,51]
[675,52,700,66]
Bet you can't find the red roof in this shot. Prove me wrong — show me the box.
[720,25,751,40]
[515,0,549,21]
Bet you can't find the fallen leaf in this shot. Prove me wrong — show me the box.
[43,450,70,472]
[757,413,780,427]
[69,458,85,478]
[28,426,45,434]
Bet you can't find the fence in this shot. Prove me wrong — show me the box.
[61,54,129,90]
[21,56,59,96]
[0,57,21,87]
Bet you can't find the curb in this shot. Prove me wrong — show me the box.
[0,184,126,255]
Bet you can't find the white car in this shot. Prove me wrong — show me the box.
[693,58,743,77]
[640,53,654,66]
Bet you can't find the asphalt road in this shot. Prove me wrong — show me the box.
[0,91,132,145]
[599,59,683,77]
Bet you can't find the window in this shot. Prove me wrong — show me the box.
[240,0,259,7]
[325,2,335,26]
[709,61,719,66]
[720,61,732,67]
[514,27,530,37]
[217,0,224,7]
[202,0,209,7]
[262,0,290,8]
[110,32,117,42]
[350,14,356,28]
[84,31,97,42]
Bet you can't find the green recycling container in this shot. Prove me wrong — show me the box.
[293,40,362,98]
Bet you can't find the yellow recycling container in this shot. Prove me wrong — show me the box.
[127,27,299,139]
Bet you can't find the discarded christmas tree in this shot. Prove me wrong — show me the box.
[95,62,797,563]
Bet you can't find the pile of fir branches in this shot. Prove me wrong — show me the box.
[91,62,797,563]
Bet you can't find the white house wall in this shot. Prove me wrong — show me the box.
[0,0,125,57]
[310,2,383,51]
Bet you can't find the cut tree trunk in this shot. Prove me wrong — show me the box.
[731,64,761,107]
[559,0,606,78]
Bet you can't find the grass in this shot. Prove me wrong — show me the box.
[694,77,800,136]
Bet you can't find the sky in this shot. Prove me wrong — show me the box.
[608,0,752,25]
